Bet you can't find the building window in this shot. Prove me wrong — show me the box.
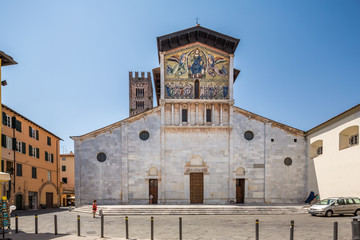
[16,163,22,177]
[206,109,211,122]
[136,101,144,109]
[244,131,254,141]
[47,136,51,146]
[16,140,22,153]
[136,88,144,97]
[97,152,107,162]
[47,171,51,181]
[32,167,37,179]
[284,157,293,166]
[62,177,68,184]
[317,146,323,155]
[15,119,22,132]
[29,145,39,158]
[29,126,39,140]
[62,157,66,160]
[45,152,54,163]
[2,112,11,128]
[194,80,200,99]
[139,131,150,141]
[349,134,358,146]
[62,166,66,172]
[1,135,14,150]
[182,109,188,122]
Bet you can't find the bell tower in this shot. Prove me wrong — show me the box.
[129,71,153,117]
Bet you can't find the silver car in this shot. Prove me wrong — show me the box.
[308,197,360,217]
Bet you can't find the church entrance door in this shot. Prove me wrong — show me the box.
[190,173,203,204]
[236,179,245,204]
[149,179,158,204]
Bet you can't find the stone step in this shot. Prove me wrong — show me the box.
[73,205,308,215]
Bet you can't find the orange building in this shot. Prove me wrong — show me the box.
[1,104,61,209]
[60,152,75,206]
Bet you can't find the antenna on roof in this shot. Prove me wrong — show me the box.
[195,17,200,26]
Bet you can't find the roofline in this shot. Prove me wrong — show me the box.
[0,51,17,66]
[2,104,63,140]
[60,154,74,157]
[306,104,360,135]
[233,106,305,136]
[70,106,161,141]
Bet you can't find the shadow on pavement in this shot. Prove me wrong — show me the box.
[7,230,70,240]
[11,208,68,217]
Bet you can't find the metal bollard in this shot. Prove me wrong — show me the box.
[77,215,81,236]
[54,215,58,235]
[101,215,104,238]
[125,216,129,239]
[179,217,182,240]
[151,216,154,240]
[15,215,18,233]
[35,215,38,234]
[290,220,294,240]
[255,219,259,240]
[352,216,360,240]
[333,222,338,240]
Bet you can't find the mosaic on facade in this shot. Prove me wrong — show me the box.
[165,45,229,99]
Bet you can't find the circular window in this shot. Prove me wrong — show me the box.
[244,131,254,141]
[284,157,292,166]
[139,131,150,141]
[97,152,106,162]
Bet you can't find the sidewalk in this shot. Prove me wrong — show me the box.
[6,232,145,240]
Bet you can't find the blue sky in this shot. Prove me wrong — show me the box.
[1,0,359,153]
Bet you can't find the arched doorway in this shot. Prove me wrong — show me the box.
[16,194,23,210]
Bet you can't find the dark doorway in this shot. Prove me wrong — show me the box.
[28,192,37,209]
[15,194,23,210]
[236,179,245,204]
[194,80,200,99]
[46,192,54,208]
[190,173,203,204]
[63,198,66,206]
[149,179,158,204]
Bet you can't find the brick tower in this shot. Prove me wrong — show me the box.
[129,71,153,117]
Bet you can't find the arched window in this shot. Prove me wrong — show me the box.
[310,140,323,158]
[182,109,188,122]
[194,80,200,99]
[206,109,211,122]
[339,126,359,150]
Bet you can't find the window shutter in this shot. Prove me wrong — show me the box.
[1,134,6,148]
[11,117,16,129]
[36,148,39,159]
[36,130,39,140]
[12,138,16,150]
[29,145,33,156]
[22,142,26,154]
[29,126,32,137]
[51,153,54,163]
[2,112,6,125]
[45,151,48,161]
[16,120,22,132]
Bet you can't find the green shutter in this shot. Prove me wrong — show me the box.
[36,148,39,159]
[2,112,6,125]
[16,120,22,132]
[22,142,26,154]
[29,126,32,137]
[36,130,39,140]
[11,117,16,129]
[1,134,6,148]
[51,153,54,163]
[1,160,3,172]
[45,151,48,161]
[29,145,33,156]
[12,138,16,150]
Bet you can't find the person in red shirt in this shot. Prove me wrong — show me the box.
[92,200,97,218]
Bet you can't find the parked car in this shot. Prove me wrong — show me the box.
[308,197,360,217]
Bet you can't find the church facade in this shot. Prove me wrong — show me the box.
[71,26,308,206]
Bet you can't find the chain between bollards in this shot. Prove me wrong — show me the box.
[179,217,182,240]
[290,220,294,240]
[333,222,338,240]
[101,214,104,238]
[77,215,80,236]
[151,216,154,240]
[125,216,129,239]
[54,215,57,235]
[35,214,38,234]
[15,215,18,233]
[255,219,259,240]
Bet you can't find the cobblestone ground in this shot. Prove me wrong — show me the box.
[4,208,355,240]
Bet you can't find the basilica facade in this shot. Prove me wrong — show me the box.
[71,26,308,206]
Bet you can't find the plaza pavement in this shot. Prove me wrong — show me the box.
[4,207,355,240]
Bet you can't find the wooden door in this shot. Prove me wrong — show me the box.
[236,179,245,204]
[190,173,203,204]
[46,192,53,208]
[149,179,158,204]
[16,194,23,210]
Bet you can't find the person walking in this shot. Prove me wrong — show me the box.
[92,200,97,218]
[149,194,153,204]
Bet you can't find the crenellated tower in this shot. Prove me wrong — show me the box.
[129,71,153,117]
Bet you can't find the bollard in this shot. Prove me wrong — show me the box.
[77,215,81,236]
[15,215,18,233]
[352,217,360,240]
[54,215,58,235]
[255,219,259,240]
[179,217,182,240]
[125,216,129,239]
[101,215,104,238]
[35,215,38,234]
[333,222,338,240]
[151,216,154,240]
[290,220,294,240]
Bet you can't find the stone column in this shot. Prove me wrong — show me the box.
[179,104,182,126]
[195,103,199,126]
[211,104,215,126]
[121,123,129,203]
[160,52,165,99]
[220,103,223,126]
[229,54,234,100]
[171,103,174,125]
[160,103,166,203]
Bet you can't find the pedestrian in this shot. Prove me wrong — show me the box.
[149,194,153,204]
[92,200,97,218]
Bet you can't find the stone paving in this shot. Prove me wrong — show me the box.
[4,208,355,240]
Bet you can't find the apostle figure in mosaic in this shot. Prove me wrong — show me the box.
[206,54,227,78]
